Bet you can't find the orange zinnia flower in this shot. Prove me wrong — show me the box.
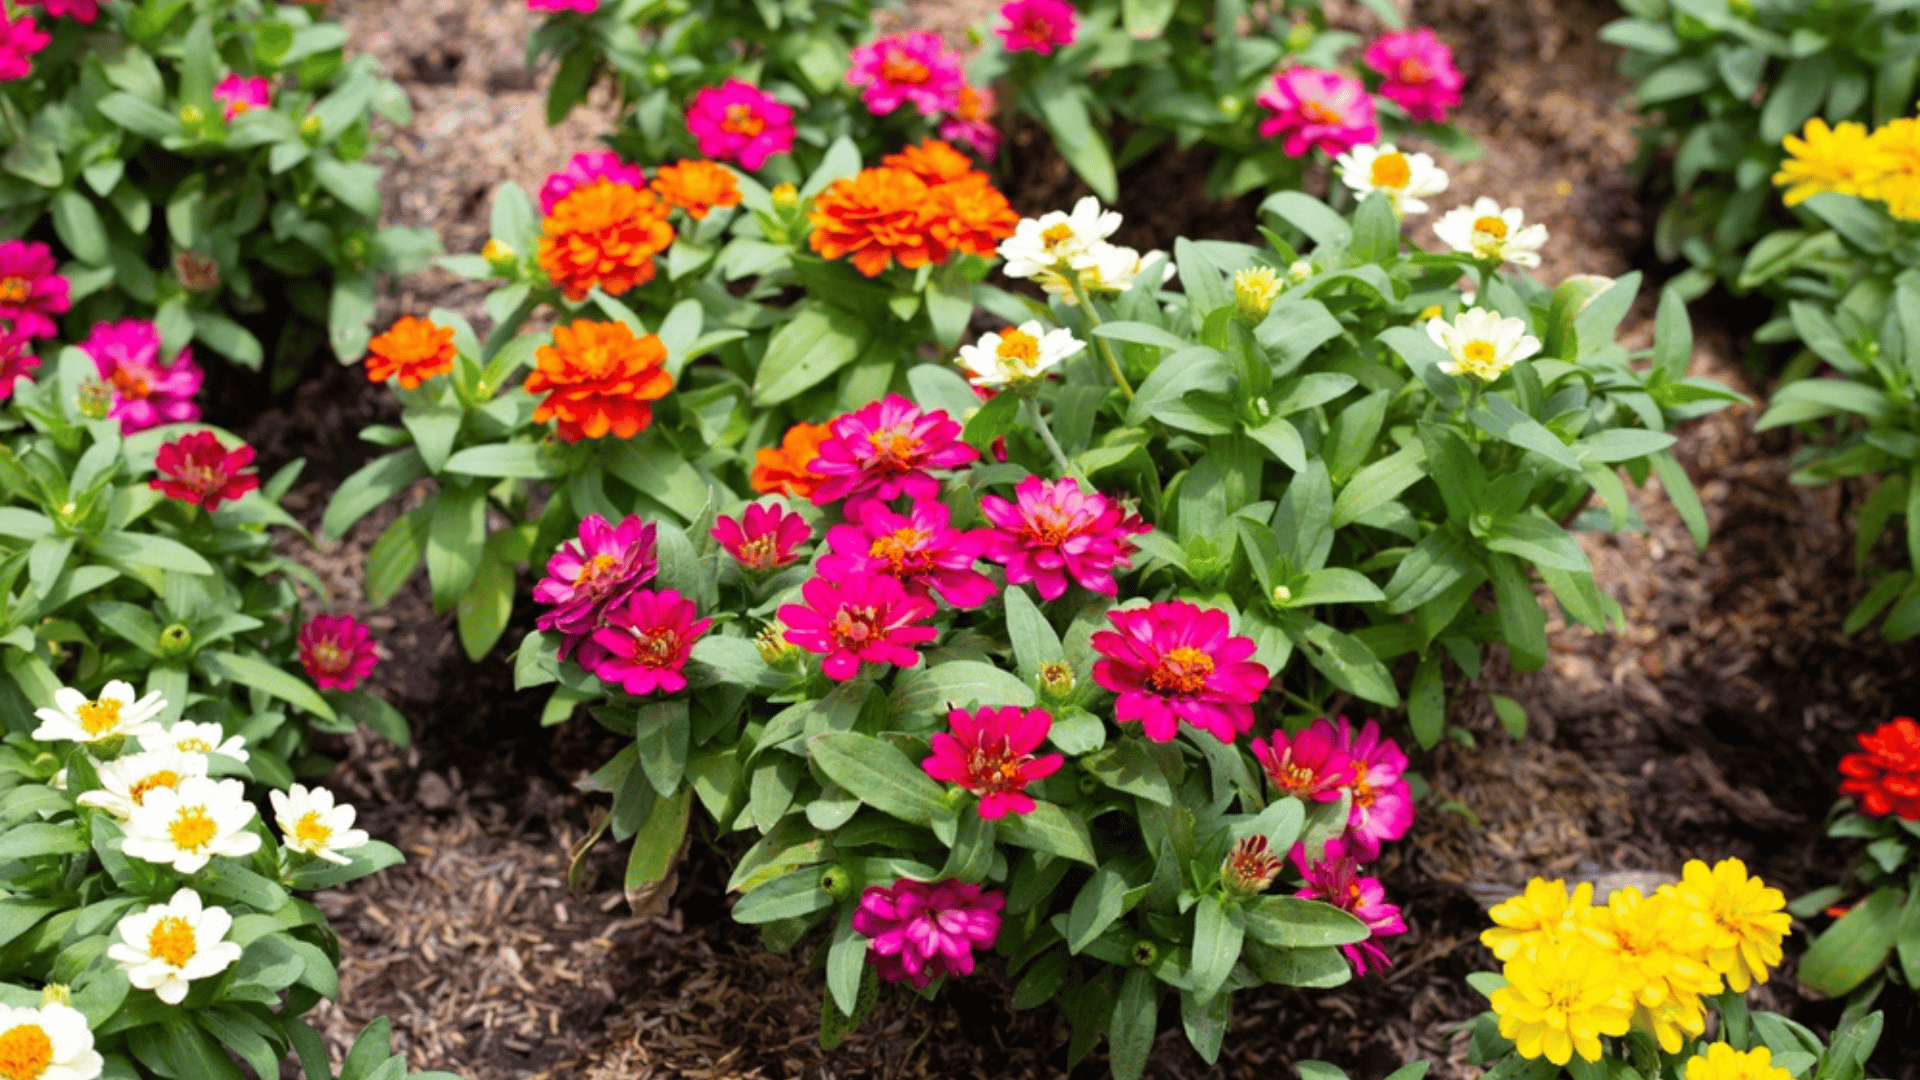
[523,320,674,442]
[651,160,744,221]
[537,179,676,302]
[926,172,1019,259]
[883,138,977,186]
[364,315,456,389]
[751,421,832,498]
[807,167,940,277]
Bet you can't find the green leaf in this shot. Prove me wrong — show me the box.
[1259,192,1351,250]
[888,660,1035,717]
[1190,895,1244,1001]
[189,311,264,368]
[1799,887,1903,996]
[1485,513,1592,573]
[752,303,872,406]
[731,867,832,924]
[997,801,1097,865]
[1651,450,1711,551]
[1033,73,1116,203]
[322,449,426,540]
[1067,865,1133,953]
[1109,968,1159,1080]
[1408,652,1445,750]
[198,649,337,722]
[1489,693,1528,740]
[0,822,87,859]
[1242,896,1370,947]
[91,531,214,576]
[52,191,110,266]
[457,547,516,662]
[809,732,947,826]
[1761,52,1836,143]
[426,483,487,610]
[1348,192,1399,264]
[95,92,185,140]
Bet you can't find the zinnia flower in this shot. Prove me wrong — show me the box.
[297,614,379,692]
[1256,68,1378,158]
[1433,197,1548,268]
[807,166,942,277]
[997,196,1123,279]
[1867,117,1920,221]
[1491,938,1634,1065]
[364,315,457,389]
[121,775,262,874]
[76,750,208,820]
[925,172,1020,260]
[0,239,71,337]
[957,322,1082,391]
[996,0,1076,54]
[1221,834,1286,895]
[0,1003,103,1080]
[18,0,99,23]
[922,705,1064,818]
[1427,307,1540,381]
[1591,887,1722,1053]
[1250,718,1351,802]
[847,31,963,117]
[821,499,995,609]
[1055,242,1173,299]
[538,150,647,214]
[713,501,811,571]
[1684,1044,1794,1080]
[0,8,51,81]
[212,74,272,121]
[809,395,978,508]
[149,431,259,511]
[1774,118,1886,206]
[270,784,371,865]
[1335,143,1449,214]
[32,680,168,744]
[1363,29,1464,123]
[778,572,939,680]
[107,889,244,1005]
[589,588,711,695]
[1332,716,1415,860]
[1838,716,1920,820]
[0,327,39,401]
[883,139,979,186]
[141,719,249,762]
[1481,878,1613,961]
[537,178,675,300]
[979,476,1147,600]
[1659,858,1790,993]
[1291,838,1407,974]
[81,319,202,433]
[751,420,832,498]
[851,878,1004,988]
[1090,600,1271,744]
[684,80,795,171]
[533,513,658,662]
[523,319,674,442]
[940,84,1001,161]
[650,159,743,220]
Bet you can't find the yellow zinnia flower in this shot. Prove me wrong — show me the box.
[1592,887,1723,1052]
[1661,858,1791,993]
[1868,118,1920,221]
[1774,118,1886,205]
[1491,939,1635,1065]
[1683,1042,1793,1080]
[1482,878,1614,960]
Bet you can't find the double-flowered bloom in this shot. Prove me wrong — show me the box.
[1090,600,1271,744]
[851,878,1004,988]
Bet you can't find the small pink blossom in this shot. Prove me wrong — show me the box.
[1291,837,1407,975]
[996,0,1076,55]
[809,395,978,510]
[298,615,379,692]
[939,84,1000,161]
[1331,717,1415,861]
[922,706,1064,819]
[0,8,51,80]
[685,80,796,172]
[778,572,938,681]
[0,328,39,401]
[538,151,647,215]
[1250,718,1351,803]
[1363,29,1464,124]
[713,501,811,572]
[1090,601,1271,745]
[533,514,658,665]
[851,878,1004,988]
[81,319,202,433]
[213,74,273,121]
[978,476,1146,601]
[1256,68,1378,158]
[589,589,711,696]
[18,0,98,24]
[527,0,596,12]
[847,31,964,117]
[0,239,71,338]
[821,499,994,609]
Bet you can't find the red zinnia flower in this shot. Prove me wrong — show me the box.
[149,431,260,511]
[589,589,711,696]
[922,705,1064,819]
[712,501,811,571]
[778,572,938,681]
[1090,600,1272,745]
[1840,717,1920,820]
[298,615,379,692]
[820,498,994,609]
[1250,718,1351,803]
[809,395,978,509]
[978,476,1147,601]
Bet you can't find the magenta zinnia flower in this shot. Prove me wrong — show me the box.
[1250,718,1351,803]
[150,431,260,511]
[996,0,1076,55]
[1291,838,1407,975]
[1363,29,1464,124]
[212,74,273,121]
[821,499,994,609]
[713,501,811,572]
[589,588,711,696]
[81,319,203,433]
[18,0,98,23]
[851,878,1004,988]
[978,476,1146,601]
[1256,68,1378,158]
[298,615,379,692]
[1331,717,1415,861]
[847,31,964,117]
[1090,601,1271,745]
[940,84,1000,161]
[533,514,658,664]
[809,395,978,509]
[538,150,647,214]
[0,239,70,338]
[0,8,51,80]
[685,80,796,172]
[0,327,38,401]
[778,573,938,681]
[923,706,1064,819]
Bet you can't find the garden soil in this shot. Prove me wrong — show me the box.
[209,0,1920,1074]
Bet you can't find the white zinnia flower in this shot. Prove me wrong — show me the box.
[1426,308,1542,381]
[32,681,167,745]
[1078,242,1175,297]
[996,196,1123,279]
[956,322,1084,390]
[269,784,370,866]
[140,720,249,763]
[1433,197,1548,268]
[76,750,209,820]
[106,889,244,1006]
[1336,143,1449,214]
[121,776,261,873]
[0,1001,104,1080]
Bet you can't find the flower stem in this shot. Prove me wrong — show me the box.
[1071,273,1134,401]
[1024,396,1078,479]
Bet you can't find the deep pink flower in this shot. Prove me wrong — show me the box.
[1291,837,1407,975]
[1363,29,1464,124]
[778,573,938,681]
[18,0,97,24]
[0,8,51,80]
[939,84,1000,161]
[533,514,658,664]
[527,0,596,12]
[1250,718,1351,803]
[978,477,1146,601]
[1331,717,1415,861]
[821,499,994,609]
[1090,601,1271,745]
[0,240,70,338]
[713,501,811,572]
[1256,68,1378,158]
[0,327,38,401]
[81,320,202,433]
[538,151,647,215]
[922,706,1064,819]
[996,0,1076,55]
[588,588,711,696]
[847,31,964,117]
[851,878,1004,988]
[213,74,273,121]
[150,431,259,511]
[809,395,978,509]
[685,80,796,172]
[298,615,379,692]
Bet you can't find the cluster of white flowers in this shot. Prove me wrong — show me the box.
[997,197,1175,304]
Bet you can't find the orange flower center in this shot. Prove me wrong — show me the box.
[829,604,883,648]
[881,51,931,85]
[737,536,781,570]
[723,103,766,137]
[956,85,985,121]
[0,277,32,303]
[1024,504,1079,546]
[1148,646,1215,694]
[964,740,1027,794]
[110,366,152,400]
[1042,223,1075,247]
[996,328,1040,365]
[0,1023,53,1080]
[632,627,683,666]
[1352,772,1378,808]
[295,809,333,848]
[869,527,932,572]
[309,640,348,674]
[130,770,183,805]
[1473,215,1508,238]
[168,806,218,852]
[867,426,923,464]
[1275,761,1318,791]
[575,553,619,585]
[1463,340,1497,364]
[230,99,253,116]
[77,698,124,736]
[1302,100,1344,124]
[1370,153,1411,188]
[1397,57,1432,84]
[148,916,198,967]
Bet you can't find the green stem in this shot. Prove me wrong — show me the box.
[481,294,540,361]
[1071,274,1134,401]
[1024,396,1078,479]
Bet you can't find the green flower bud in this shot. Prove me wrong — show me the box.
[1130,939,1160,967]
[159,623,193,657]
[1287,260,1315,285]
[40,984,72,1007]
[76,377,113,420]
[482,238,519,275]
[1233,266,1283,322]
[1284,22,1314,51]
[819,866,851,899]
[178,104,205,128]
[1037,660,1076,704]
[1217,94,1243,119]
[299,113,324,144]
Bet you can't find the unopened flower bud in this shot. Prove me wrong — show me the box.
[299,113,324,144]
[1037,660,1076,704]
[482,238,518,274]
[46,765,66,790]
[648,61,671,84]
[1217,94,1243,118]
[176,250,220,292]
[179,104,205,128]
[1130,939,1160,967]
[756,622,801,667]
[1284,22,1314,51]
[76,376,113,419]
[1221,834,1284,896]
[40,985,71,1007]
[1272,584,1292,605]
[159,623,193,657]
[1287,260,1314,284]
[1233,266,1283,322]
[1418,305,1443,322]
[771,183,799,209]
[819,866,851,898]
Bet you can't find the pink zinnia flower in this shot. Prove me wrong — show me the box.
[0,327,38,401]
[81,319,203,433]
[150,431,259,511]
[1090,601,1271,745]
[1331,717,1415,861]
[851,878,1004,988]
[298,615,379,692]
[0,8,51,80]
[0,239,70,338]
[996,0,1076,55]
[18,0,98,23]
[212,74,273,121]
[1256,68,1378,158]
[589,588,711,696]
[778,572,938,681]
[1291,838,1407,975]
[527,0,596,12]
[939,84,1000,161]
[1363,29,1464,124]
[685,80,796,172]
[713,501,811,572]
[809,395,978,509]
[978,477,1146,601]
[847,31,964,117]
[821,499,994,609]
[922,706,1064,819]
[1250,718,1351,803]
[538,150,647,215]
[532,514,658,664]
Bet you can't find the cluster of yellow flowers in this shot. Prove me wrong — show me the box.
[1483,858,1791,1067]
[1773,116,1920,221]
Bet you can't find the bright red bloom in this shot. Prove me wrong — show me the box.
[810,395,978,509]
[1250,718,1351,803]
[978,476,1147,601]
[1363,29,1465,124]
[778,572,938,681]
[1840,717,1920,820]
[149,431,259,511]
[821,499,994,609]
[533,513,657,664]
[922,705,1063,819]
[589,589,711,696]
[0,239,70,337]
[298,615,379,692]
[1090,600,1271,745]
[713,501,811,571]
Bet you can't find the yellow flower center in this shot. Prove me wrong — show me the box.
[0,277,32,303]
[109,366,153,400]
[1473,215,1509,238]
[77,697,124,736]
[723,103,766,137]
[0,1023,54,1080]
[1370,152,1411,188]
[996,328,1041,365]
[574,553,619,585]
[1302,100,1343,124]
[167,806,218,852]
[829,604,882,648]
[148,916,198,967]
[866,427,922,463]
[1463,340,1497,364]
[1024,504,1080,546]
[230,99,252,116]
[1041,223,1075,247]
[1418,305,1443,320]
[177,738,210,753]
[1148,646,1215,694]
[129,770,182,806]
[869,527,932,572]
[294,810,333,849]
[1397,57,1432,84]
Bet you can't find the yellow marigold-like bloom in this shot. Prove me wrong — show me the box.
[1491,939,1635,1066]
[1684,1042,1793,1080]
[1482,879,1614,960]
[1774,118,1886,206]
[537,179,675,301]
[1660,858,1790,993]
[1868,118,1920,221]
[1592,887,1722,1052]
